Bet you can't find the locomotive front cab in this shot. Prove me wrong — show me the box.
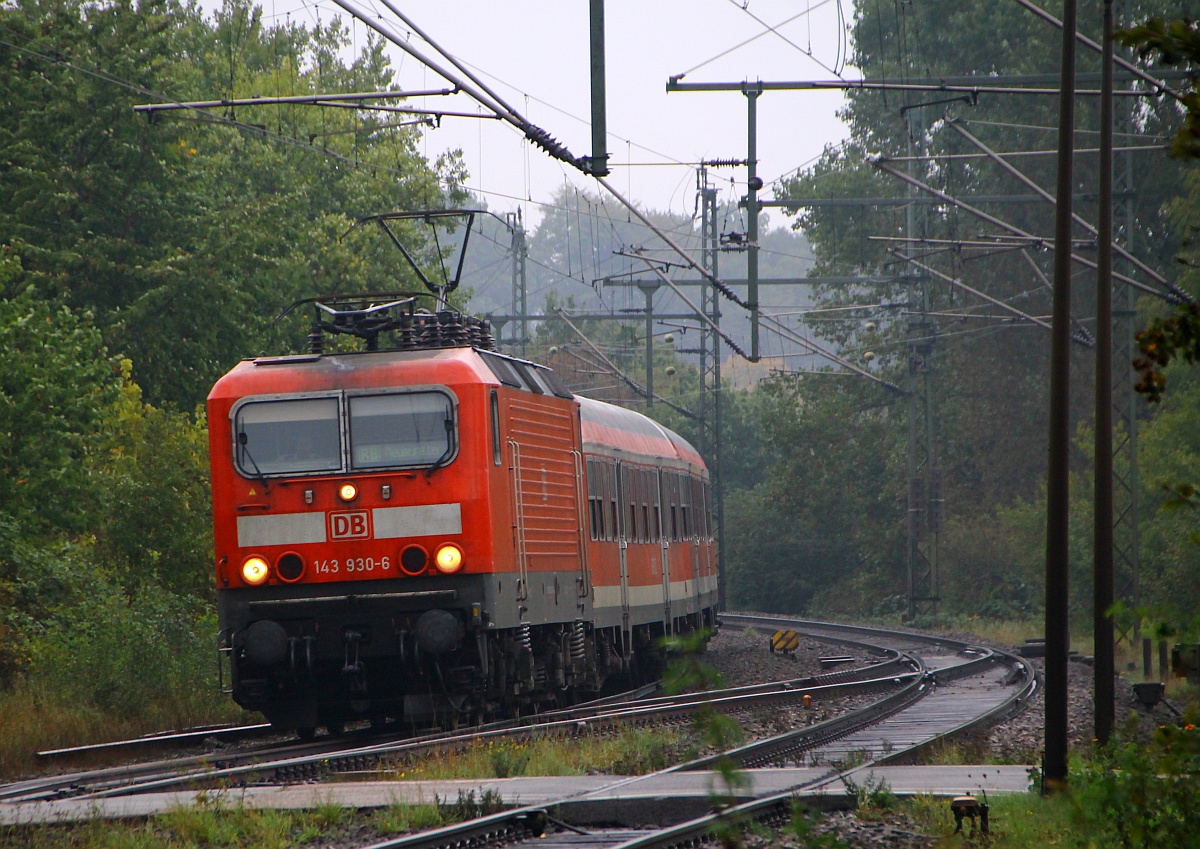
[209,351,499,733]
[222,381,469,588]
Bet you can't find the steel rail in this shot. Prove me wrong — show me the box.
[360,807,552,849]
[7,643,909,803]
[69,670,913,800]
[7,611,1036,849]
[35,723,274,761]
[352,616,1036,849]
[715,613,1037,768]
[675,672,929,770]
[872,657,1039,767]
[3,686,656,803]
[719,612,961,654]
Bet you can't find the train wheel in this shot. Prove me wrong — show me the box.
[326,722,345,736]
[296,727,317,742]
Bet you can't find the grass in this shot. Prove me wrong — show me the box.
[898,790,1080,847]
[0,795,476,849]
[8,704,1199,849]
[379,726,684,780]
[918,733,1039,766]
[0,680,250,780]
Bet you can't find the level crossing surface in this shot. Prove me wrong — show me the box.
[0,765,1035,825]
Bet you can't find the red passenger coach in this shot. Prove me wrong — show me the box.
[209,296,718,735]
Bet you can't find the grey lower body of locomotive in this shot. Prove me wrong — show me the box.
[218,573,717,732]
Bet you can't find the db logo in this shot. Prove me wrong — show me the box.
[329,511,371,540]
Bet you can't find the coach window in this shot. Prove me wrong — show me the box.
[637,470,648,543]
[349,392,455,469]
[627,470,638,544]
[680,475,691,539]
[629,470,640,543]
[587,458,603,541]
[234,397,342,476]
[702,480,712,538]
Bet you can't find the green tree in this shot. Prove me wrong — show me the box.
[740,1,1196,620]
[1118,17,1200,159]
[1,0,466,409]
[0,256,119,534]
[89,361,213,597]
[1117,16,1200,615]
[726,373,905,615]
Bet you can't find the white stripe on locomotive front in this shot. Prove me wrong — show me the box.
[235,503,462,547]
[237,512,327,547]
[373,503,462,538]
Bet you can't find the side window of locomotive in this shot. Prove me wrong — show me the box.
[348,392,455,469]
[491,390,502,466]
[234,397,342,476]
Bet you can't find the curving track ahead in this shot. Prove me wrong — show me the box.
[325,614,1039,849]
[712,613,1037,773]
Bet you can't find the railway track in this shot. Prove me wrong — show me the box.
[708,614,1037,771]
[34,722,276,762]
[332,614,1037,849]
[2,613,1037,849]
[1,659,908,803]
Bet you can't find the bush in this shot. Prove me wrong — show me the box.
[26,580,218,724]
[1071,714,1200,848]
[89,362,214,598]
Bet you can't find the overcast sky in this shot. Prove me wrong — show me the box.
[260,0,857,228]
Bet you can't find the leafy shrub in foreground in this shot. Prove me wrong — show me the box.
[1071,714,1200,849]
[23,570,220,725]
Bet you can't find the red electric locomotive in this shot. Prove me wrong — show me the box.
[208,295,718,735]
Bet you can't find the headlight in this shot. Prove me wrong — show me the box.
[434,543,463,574]
[241,556,270,585]
[338,482,359,502]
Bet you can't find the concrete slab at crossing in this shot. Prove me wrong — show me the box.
[0,765,1036,826]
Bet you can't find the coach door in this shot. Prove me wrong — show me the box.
[658,469,671,632]
[692,477,705,611]
[616,461,631,642]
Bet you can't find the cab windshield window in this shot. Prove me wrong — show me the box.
[235,398,341,475]
[349,392,454,469]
